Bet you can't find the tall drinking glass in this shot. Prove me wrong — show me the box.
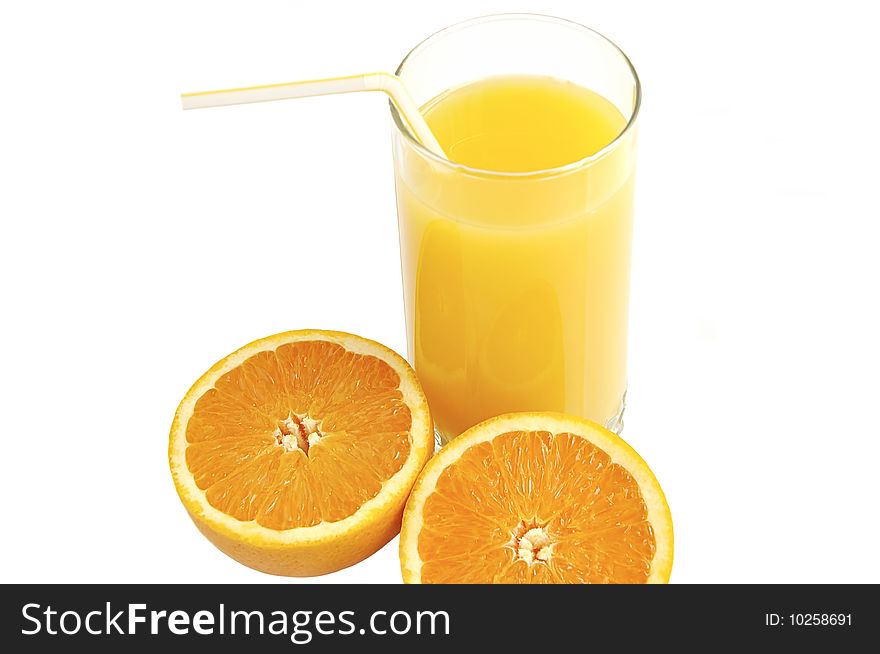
[391,14,640,445]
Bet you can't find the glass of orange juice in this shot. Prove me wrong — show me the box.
[391,15,640,445]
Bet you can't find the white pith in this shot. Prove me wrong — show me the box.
[515,526,554,564]
[273,414,323,454]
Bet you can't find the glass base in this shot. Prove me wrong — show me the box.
[432,391,627,452]
[604,390,626,435]
[433,428,445,453]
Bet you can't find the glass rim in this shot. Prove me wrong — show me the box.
[391,13,641,179]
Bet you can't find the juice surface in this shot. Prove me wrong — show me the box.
[425,75,624,173]
[394,74,635,441]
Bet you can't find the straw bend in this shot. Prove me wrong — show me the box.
[181,72,446,157]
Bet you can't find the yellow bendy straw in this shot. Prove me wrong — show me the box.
[181,71,447,158]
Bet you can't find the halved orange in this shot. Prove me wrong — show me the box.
[400,412,673,583]
[169,330,433,577]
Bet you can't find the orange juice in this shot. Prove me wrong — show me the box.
[393,74,635,441]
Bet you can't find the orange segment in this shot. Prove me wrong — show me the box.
[169,330,433,577]
[400,413,673,584]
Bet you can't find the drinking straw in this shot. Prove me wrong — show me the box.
[181,72,446,157]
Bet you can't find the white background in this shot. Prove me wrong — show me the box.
[2,0,878,584]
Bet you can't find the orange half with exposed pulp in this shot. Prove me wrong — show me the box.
[169,330,433,576]
[400,412,673,583]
